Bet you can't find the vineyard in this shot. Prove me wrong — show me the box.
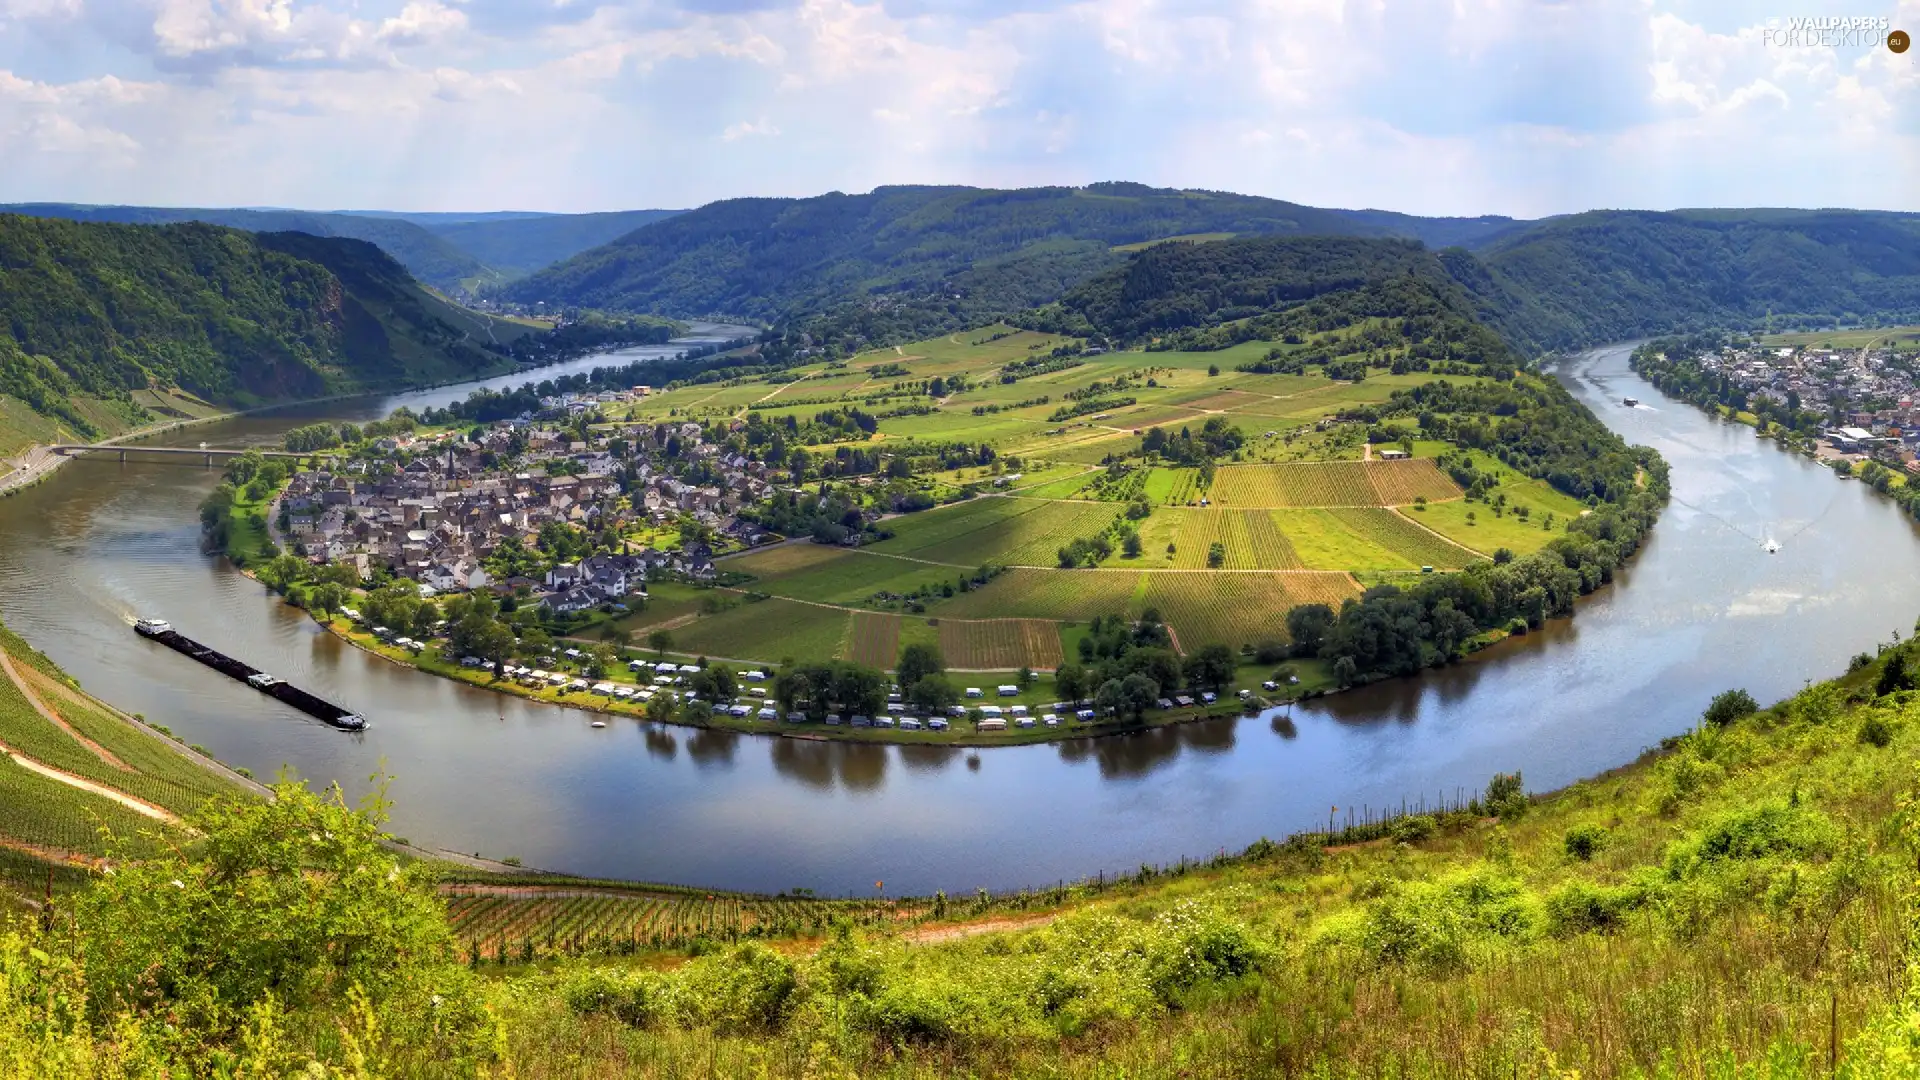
[936,619,1065,670]
[0,757,157,859]
[1364,459,1463,505]
[441,886,931,961]
[935,568,1144,622]
[1139,509,1304,569]
[671,597,850,665]
[722,542,848,580]
[1326,508,1478,569]
[901,499,1121,567]
[734,549,957,608]
[868,497,1041,560]
[1143,572,1361,650]
[1143,467,1201,505]
[845,613,902,669]
[1210,462,1380,507]
[0,654,238,820]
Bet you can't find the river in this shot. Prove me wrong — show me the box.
[2,340,1917,895]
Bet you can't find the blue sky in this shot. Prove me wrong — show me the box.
[0,0,1916,216]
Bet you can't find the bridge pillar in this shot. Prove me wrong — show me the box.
[119,449,125,463]
[206,453,213,467]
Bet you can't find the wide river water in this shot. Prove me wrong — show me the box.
[3,340,1917,895]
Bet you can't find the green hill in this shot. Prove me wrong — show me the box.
[1472,209,1920,352]
[0,214,518,451]
[0,203,497,293]
[494,183,1417,324]
[499,187,1920,359]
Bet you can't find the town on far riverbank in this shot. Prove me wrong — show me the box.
[1630,327,1920,522]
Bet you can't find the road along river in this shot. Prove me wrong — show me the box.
[2,340,1918,895]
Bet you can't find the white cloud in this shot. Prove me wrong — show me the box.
[719,116,777,140]
[0,0,1914,214]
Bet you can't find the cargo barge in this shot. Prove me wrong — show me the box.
[133,619,367,731]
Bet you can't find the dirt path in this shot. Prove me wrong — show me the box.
[902,912,1058,945]
[0,739,178,823]
[0,833,100,869]
[0,652,129,771]
[1388,506,1490,560]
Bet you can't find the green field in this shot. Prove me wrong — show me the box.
[597,324,1619,670]
[669,597,851,665]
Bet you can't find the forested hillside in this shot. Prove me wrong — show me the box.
[0,215,514,445]
[0,203,494,293]
[495,183,1416,326]
[1472,209,1920,352]
[501,188,1920,359]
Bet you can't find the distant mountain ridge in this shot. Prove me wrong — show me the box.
[0,204,494,293]
[0,204,688,293]
[491,183,1510,326]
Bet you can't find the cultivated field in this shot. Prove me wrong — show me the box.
[1211,462,1379,507]
[936,619,1066,670]
[846,613,902,669]
[670,598,850,665]
[1142,572,1361,651]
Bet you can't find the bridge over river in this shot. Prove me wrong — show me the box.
[49,444,308,466]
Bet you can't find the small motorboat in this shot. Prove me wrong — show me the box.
[590,720,607,729]
[1623,397,1639,407]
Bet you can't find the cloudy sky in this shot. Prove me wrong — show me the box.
[1,0,1917,217]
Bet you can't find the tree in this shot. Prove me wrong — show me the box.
[1094,678,1126,718]
[1122,532,1143,558]
[259,554,309,592]
[649,629,674,657]
[690,664,738,702]
[308,582,348,618]
[470,619,518,678]
[1703,688,1759,726]
[1125,647,1182,695]
[71,780,494,1056]
[908,674,959,714]
[1182,643,1236,692]
[1016,665,1034,689]
[896,643,945,690]
[646,692,677,724]
[1206,542,1226,568]
[584,643,618,678]
[1118,673,1159,719]
[1055,662,1088,702]
[1286,603,1335,656]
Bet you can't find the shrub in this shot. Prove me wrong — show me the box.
[1667,803,1839,877]
[1484,771,1527,820]
[1861,711,1895,747]
[1563,824,1608,862]
[678,943,799,1032]
[1390,814,1437,845]
[1702,688,1758,727]
[1543,880,1642,936]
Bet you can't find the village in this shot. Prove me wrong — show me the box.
[1691,340,1920,466]
[271,387,781,617]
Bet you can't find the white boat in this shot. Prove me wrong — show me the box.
[590,720,607,728]
[133,618,172,636]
